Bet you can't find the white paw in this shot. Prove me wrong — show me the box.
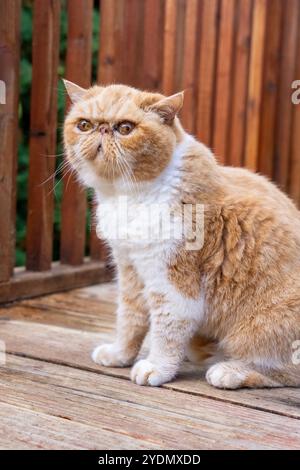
[92,343,133,367]
[206,362,246,389]
[130,359,174,387]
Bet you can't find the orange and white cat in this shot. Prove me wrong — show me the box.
[63,80,300,389]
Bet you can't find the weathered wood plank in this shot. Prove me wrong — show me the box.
[26,0,61,271]
[228,0,252,167]
[0,0,21,282]
[97,0,123,84]
[213,0,236,163]
[60,0,93,265]
[1,354,299,449]
[289,23,300,206]
[244,0,267,171]
[143,0,165,91]
[196,0,220,147]
[274,0,299,190]
[162,0,178,96]
[0,261,111,304]
[0,315,299,420]
[4,302,115,333]
[0,402,154,450]
[180,0,199,133]
[257,0,282,178]
[121,0,145,87]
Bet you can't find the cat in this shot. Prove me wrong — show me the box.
[63,79,300,389]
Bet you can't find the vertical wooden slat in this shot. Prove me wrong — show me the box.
[181,0,199,133]
[0,0,21,281]
[289,11,300,206]
[196,0,220,147]
[274,0,299,190]
[290,89,300,207]
[257,0,282,178]
[26,0,61,271]
[212,0,236,163]
[173,0,187,93]
[122,0,145,87]
[244,0,267,171]
[60,0,93,266]
[143,0,165,90]
[91,0,125,261]
[228,0,253,167]
[97,0,125,84]
[162,0,178,95]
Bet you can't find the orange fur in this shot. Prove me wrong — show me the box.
[64,81,300,389]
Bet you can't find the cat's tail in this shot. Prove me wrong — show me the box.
[249,364,300,387]
[206,360,300,389]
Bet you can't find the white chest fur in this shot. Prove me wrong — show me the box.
[94,135,206,323]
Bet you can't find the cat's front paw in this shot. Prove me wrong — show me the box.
[92,343,133,367]
[206,362,246,389]
[130,359,175,386]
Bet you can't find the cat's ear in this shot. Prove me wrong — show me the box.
[149,91,184,123]
[62,79,87,103]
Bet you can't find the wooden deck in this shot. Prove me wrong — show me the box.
[0,281,299,450]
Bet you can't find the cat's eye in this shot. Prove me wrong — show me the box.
[77,119,93,132]
[116,121,135,135]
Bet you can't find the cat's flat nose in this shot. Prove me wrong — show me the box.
[99,124,110,135]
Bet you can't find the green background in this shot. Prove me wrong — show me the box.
[17,0,100,266]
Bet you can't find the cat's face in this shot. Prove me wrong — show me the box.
[63,81,184,188]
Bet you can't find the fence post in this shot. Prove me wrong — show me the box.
[0,0,21,282]
[26,0,61,271]
[60,0,93,266]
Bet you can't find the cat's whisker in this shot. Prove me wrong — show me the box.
[118,156,135,194]
[115,159,124,187]
[38,160,69,187]
[46,159,83,197]
[115,141,139,196]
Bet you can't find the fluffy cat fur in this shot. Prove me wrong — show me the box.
[63,80,300,389]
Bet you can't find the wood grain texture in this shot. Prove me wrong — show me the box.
[212,0,236,163]
[228,0,253,167]
[257,0,282,178]
[26,0,61,271]
[0,0,21,282]
[143,0,165,90]
[162,0,178,95]
[289,19,300,207]
[60,0,93,265]
[180,0,199,133]
[1,285,299,423]
[244,0,267,171]
[196,0,220,147]
[0,402,155,450]
[274,0,299,190]
[121,0,145,87]
[0,261,112,304]
[1,353,299,449]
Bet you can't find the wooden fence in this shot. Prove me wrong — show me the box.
[0,0,299,303]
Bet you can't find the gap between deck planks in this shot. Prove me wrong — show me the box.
[0,282,299,450]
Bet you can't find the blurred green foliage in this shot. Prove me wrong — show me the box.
[17,0,100,266]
